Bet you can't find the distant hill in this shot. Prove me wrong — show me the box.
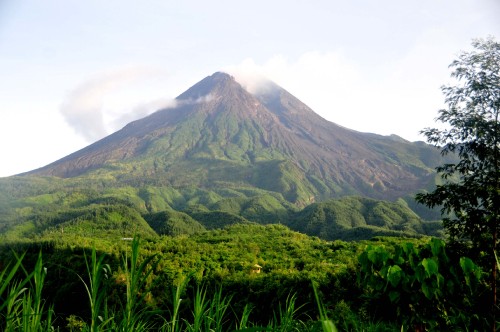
[288,196,443,241]
[0,72,448,241]
[0,178,441,242]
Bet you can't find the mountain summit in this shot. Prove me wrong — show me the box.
[28,72,441,203]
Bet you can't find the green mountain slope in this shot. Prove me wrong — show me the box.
[0,172,439,243]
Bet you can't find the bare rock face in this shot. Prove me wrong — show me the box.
[27,72,441,203]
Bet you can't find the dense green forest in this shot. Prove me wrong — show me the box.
[0,174,442,245]
[0,223,492,331]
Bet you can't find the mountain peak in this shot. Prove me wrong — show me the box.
[25,71,443,203]
[176,71,239,101]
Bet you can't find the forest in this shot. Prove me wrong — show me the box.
[0,224,490,331]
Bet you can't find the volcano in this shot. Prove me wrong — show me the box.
[28,72,441,204]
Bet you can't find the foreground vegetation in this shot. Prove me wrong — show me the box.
[0,224,494,331]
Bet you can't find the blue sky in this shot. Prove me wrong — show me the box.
[0,0,499,177]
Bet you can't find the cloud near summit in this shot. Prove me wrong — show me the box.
[60,66,176,143]
[225,47,448,142]
[225,52,364,124]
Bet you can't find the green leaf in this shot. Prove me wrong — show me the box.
[422,258,438,277]
[367,246,389,265]
[387,265,404,287]
[394,255,405,265]
[459,257,476,274]
[460,257,481,289]
[401,242,415,255]
[436,273,445,289]
[429,238,445,258]
[414,264,426,283]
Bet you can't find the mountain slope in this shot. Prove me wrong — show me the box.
[26,72,442,204]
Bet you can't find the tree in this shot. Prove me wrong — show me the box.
[416,37,500,329]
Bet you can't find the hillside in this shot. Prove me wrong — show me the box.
[0,175,441,243]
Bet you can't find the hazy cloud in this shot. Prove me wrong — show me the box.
[60,66,174,142]
[60,77,111,142]
[177,93,215,106]
[225,52,364,127]
[226,43,455,141]
[110,97,178,131]
[225,60,275,95]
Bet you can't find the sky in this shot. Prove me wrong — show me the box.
[0,1,499,177]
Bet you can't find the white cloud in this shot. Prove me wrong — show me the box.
[226,42,455,141]
[60,66,175,142]
[109,97,178,131]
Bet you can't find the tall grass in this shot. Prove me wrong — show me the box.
[0,252,28,314]
[1,252,28,331]
[183,284,208,332]
[313,282,338,332]
[161,274,190,332]
[235,303,253,330]
[0,239,385,331]
[269,292,308,331]
[116,237,159,331]
[69,237,160,331]
[162,279,232,332]
[206,286,232,332]
[24,252,53,331]
[77,247,112,331]
[0,251,54,331]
